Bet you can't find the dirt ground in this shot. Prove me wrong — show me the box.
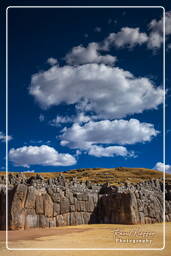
[0,223,170,256]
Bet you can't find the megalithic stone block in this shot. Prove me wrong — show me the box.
[0,174,171,230]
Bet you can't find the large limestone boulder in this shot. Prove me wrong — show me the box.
[43,193,53,217]
[10,184,27,230]
[1,174,171,230]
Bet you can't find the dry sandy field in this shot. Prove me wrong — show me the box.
[0,223,170,256]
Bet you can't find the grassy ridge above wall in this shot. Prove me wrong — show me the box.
[2,167,171,186]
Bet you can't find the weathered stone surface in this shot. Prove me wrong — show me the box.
[10,184,28,229]
[76,200,86,212]
[53,193,61,203]
[75,212,83,225]
[129,192,140,224]
[26,208,36,215]
[70,204,75,212]
[39,215,48,228]
[10,209,25,230]
[25,187,36,209]
[0,188,6,230]
[76,193,88,201]
[82,212,91,224]
[56,214,64,226]
[13,184,28,209]
[60,197,69,214]
[43,194,53,217]
[1,174,171,230]
[25,214,39,229]
[35,195,44,215]
[53,203,60,216]
[85,195,94,212]
[66,191,74,204]
[49,217,56,227]
[98,193,132,224]
[139,212,145,224]
[63,213,70,226]
[70,212,77,226]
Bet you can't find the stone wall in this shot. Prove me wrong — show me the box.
[0,174,171,230]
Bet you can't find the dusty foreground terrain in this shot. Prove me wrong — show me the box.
[0,223,170,256]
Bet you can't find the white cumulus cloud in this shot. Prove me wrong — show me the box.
[94,26,101,32]
[102,27,148,50]
[154,162,171,173]
[88,145,133,158]
[9,145,76,167]
[29,64,163,119]
[149,11,171,36]
[147,11,171,49]
[50,113,91,127]
[147,32,163,49]
[102,12,171,50]
[50,116,73,127]
[47,57,58,66]
[74,112,91,123]
[0,131,13,142]
[59,119,158,158]
[65,42,117,65]
[39,114,45,122]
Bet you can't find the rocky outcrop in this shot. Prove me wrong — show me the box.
[0,174,171,230]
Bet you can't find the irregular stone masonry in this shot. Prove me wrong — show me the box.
[0,173,171,230]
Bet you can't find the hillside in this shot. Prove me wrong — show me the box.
[2,167,171,186]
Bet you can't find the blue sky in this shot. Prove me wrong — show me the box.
[0,1,171,173]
